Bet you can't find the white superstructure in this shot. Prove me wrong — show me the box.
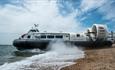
[13,24,115,50]
[21,24,113,41]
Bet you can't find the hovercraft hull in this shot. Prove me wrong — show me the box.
[13,39,112,50]
[13,39,49,50]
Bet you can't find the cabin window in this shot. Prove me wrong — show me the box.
[47,35,54,38]
[66,35,69,37]
[35,36,40,38]
[99,30,105,32]
[27,35,31,38]
[41,35,46,38]
[55,35,63,38]
[76,34,80,37]
[99,27,104,29]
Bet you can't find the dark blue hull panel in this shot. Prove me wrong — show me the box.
[13,39,49,50]
[13,39,112,50]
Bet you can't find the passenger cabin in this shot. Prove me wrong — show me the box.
[19,27,89,42]
[33,33,70,41]
[20,31,87,42]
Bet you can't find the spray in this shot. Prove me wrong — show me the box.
[0,41,84,70]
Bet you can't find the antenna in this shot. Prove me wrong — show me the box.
[34,24,39,28]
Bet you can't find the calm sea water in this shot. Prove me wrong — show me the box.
[0,45,16,65]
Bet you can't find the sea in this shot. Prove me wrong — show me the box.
[0,41,84,70]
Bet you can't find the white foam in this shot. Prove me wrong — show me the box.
[0,41,84,70]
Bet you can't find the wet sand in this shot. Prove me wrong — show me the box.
[61,44,115,70]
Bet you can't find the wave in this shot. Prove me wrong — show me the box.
[0,41,84,70]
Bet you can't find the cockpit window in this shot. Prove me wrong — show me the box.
[30,29,39,32]
[21,34,26,38]
[30,30,36,32]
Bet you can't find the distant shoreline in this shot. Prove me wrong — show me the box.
[0,44,12,46]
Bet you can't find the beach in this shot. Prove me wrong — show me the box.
[61,44,115,70]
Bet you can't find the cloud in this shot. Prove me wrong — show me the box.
[80,0,107,13]
[0,0,83,33]
[58,0,109,23]
[79,0,115,23]
[0,0,84,44]
[98,1,115,22]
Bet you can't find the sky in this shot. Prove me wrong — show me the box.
[0,0,115,44]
